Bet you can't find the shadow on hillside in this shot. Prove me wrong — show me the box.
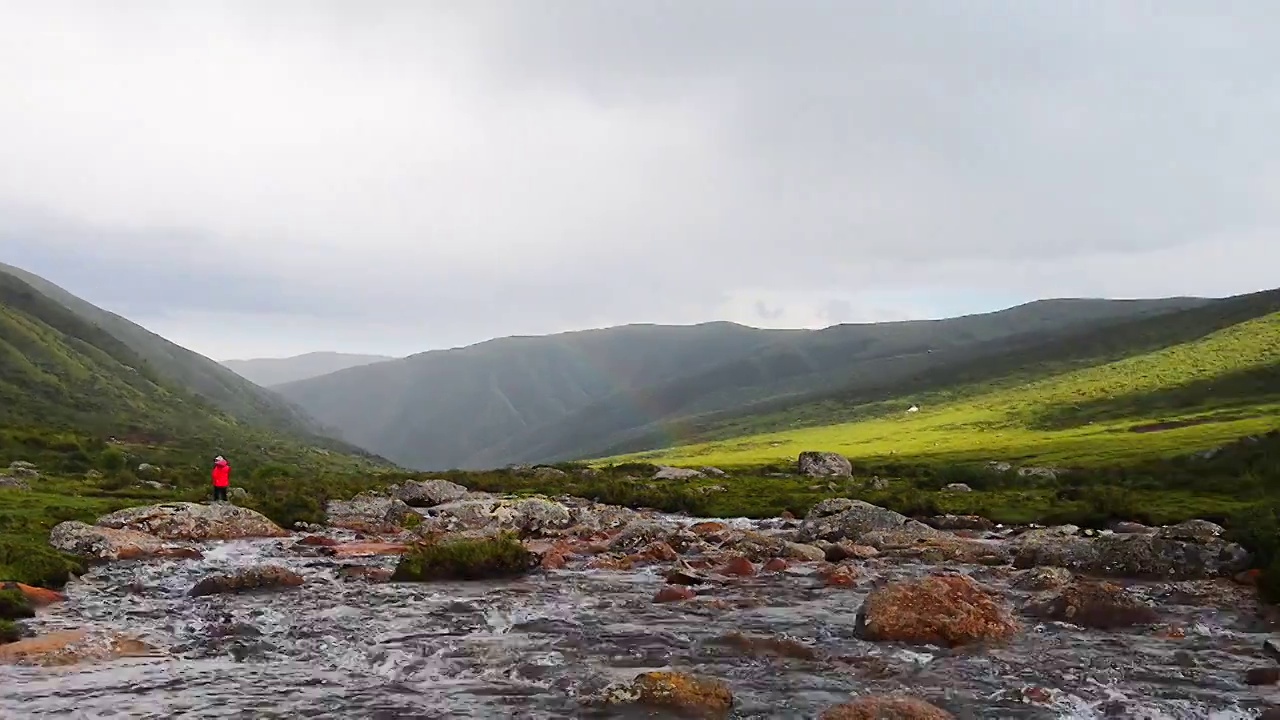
[1028,363,1280,431]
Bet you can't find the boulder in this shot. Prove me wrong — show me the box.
[1156,519,1224,543]
[860,529,1009,566]
[798,451,853,477]
[654,585,697,603]
[609,521,677,553]
[1011,567,1073,592]
[227,487,249,503]
[653,466,705,481]
[926,514,995,532]
[942,483,972,493]
[532,466,568,480]
[189,565,304,597]
[49,521,166,561]
[1011,532,1249,580]
[700,467,728,477]
[97,502,287,541]
[1,582,64,607]
[0,475,28,490]
[820,696,954,720]
[1024,581,1159,629]
[784,542,828,562]
[713,631,816,661]
[1111,521,1153,535]
[136,463,159,476]
[8,462,38,480]
[325,493,415,534]
[394,479,469,507]
[857,575,1019,647]
[795,499,916,543]
[421,496,573,537]
[0,629,154,667]
[824,541,880,562]
[605,671,734,718]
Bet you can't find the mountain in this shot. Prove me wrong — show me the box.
[0,262,345,446]
[617,288,1280,469]
[276,296,1209,469]
[222,352,395,387]
[0,269,378,471]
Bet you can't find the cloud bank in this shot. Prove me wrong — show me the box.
[2,1,1277,358]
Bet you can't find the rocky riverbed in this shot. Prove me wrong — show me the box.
[3,487,1280,718]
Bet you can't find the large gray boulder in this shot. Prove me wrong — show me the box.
[97,502,287,541]
[325,493,415,533]
[653,466,704,481]
[8,461,39,480]
[394,479,469,507]
[794,498,913,543]
[1011,530,1249,580]
[0,475,29,490]
[49,521,166,560]
[797,451,852,478]
[421,496,573,537]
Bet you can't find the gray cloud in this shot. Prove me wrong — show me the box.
[1,1,1277,359]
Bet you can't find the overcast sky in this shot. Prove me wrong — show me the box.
[3,1,1279,360]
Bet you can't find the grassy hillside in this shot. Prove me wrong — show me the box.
[222,351,395,387]
[279,299,1202,469]
[611,304,1280,469]
[0,270,385,472]
[0,262,347,447]
[0,269,394,589]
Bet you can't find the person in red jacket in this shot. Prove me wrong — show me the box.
[211,455,231,502]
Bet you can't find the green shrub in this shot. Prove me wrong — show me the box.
[0,619,24,644]
[391,533,535,581]
[0,539,86,589]
[98,448,127,473]
[0,588,33,620]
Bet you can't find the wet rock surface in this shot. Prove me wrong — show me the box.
[3,499,1277,718]
[97,502,288,541]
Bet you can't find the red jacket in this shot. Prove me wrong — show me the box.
[212,460,231,488]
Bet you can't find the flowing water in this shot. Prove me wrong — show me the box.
[4,521,1280,719]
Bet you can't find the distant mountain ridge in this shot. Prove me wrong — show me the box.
[222,352,395,387]
[275,295,1214,470]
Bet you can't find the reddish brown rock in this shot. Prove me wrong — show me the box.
[1022,687,1053,704]
[329,542,409,558]
[654,585,697,603]
[1247,667,1280,685]
[625,671,734,717]
[819,695,953,719]
[715,631,816,661]
[637,541,679,563]
[298,535,339,547]
[826,542,880,562]
[858,575,1019,647]
[587,555,635,572]
[189,565,305,597]
[720,556,757,577]
[156,547,205,560]
[780,510,797,521]
[541,552,568,570]
[820,565,860,587]
[0,629,154,666]
[763,558,789,573]
[690,522,729,536]
[2,582,64,607]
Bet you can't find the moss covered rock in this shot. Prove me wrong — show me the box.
[0,589,34,620]
[391,532,536,581]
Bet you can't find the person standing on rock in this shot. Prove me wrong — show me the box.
[211,456,231,503]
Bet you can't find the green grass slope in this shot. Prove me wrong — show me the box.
[613,303,1280,469]
[0,262,347,448]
